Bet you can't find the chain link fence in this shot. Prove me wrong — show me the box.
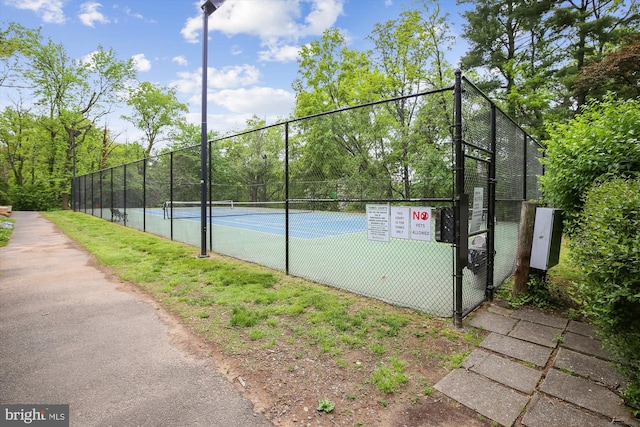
[72,73,542,320]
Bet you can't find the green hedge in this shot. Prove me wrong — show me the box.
[571,177,640,408]
[8,184,60,211]
[541,97,640,233]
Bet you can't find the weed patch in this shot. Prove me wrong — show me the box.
[372,358,409,393]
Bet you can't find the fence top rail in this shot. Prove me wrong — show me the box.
[75,75,542,180]
[206,85,455,145]
[288,197,455,204]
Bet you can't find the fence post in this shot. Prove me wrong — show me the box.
[110,168,113,215]
[170,151,174,242]
[209,140,213,251]
[91,173,94,216]
[486,104,497,301]
[143,160,146,232]
[285,122,290,275]
[453,70,468,328]
[123,164,127,226]
[99,172,103,220]
[523,134,528,201]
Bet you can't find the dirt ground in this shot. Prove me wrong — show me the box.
[143,279,493,427]
[221,327,491,427]
[223,342,493,427]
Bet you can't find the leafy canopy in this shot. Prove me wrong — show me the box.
[540,96,640,231]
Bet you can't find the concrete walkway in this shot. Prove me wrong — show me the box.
[436,303,639,427]
[0,212,272,427]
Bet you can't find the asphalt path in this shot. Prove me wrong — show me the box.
[0,211,273,427]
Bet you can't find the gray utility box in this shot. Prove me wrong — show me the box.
[530,208,563,271]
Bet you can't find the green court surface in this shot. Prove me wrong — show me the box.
[107,207,518,317]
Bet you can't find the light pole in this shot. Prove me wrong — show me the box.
[200,0,226,257]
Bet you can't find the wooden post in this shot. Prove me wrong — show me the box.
[514,202,539,294]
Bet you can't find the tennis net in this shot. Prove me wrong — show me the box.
[163,200,315,219]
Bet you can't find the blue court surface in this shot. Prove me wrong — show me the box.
[212,212,366,239]
[145,208,366,240]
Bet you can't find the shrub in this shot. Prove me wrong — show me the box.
[9,184,60,211]
[540,96,640,233]
[570,177,640,408]
[0,176,10,205]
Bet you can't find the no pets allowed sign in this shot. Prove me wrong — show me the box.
[366,205,431,242]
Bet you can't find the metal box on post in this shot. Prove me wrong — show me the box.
[530,208,563,271]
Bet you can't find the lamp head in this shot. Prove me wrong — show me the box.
[202,0,226,16]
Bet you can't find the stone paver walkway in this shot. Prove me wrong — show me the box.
[435,304,638,427]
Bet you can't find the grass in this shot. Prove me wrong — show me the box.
[0,218,15,247]
[40,210,477,362]
[497,238,585,318]
[371,358,409,393]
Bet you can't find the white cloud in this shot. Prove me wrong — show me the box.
[171,64,261,96]
[180,0,344,63]
[122,6,143,20]
[301,0,344,36]
[213,87,295,117]
[258,44,301,63]
[5,0,66,24]
[211,65,261,88]
[181,15,202,44]
[172,56,188,66]
[81,50,100,67]
[231,45,243,56]
[132,54,151,72]
[78,2,110,27]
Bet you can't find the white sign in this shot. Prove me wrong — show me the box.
[410,207,432,241]
[470,187,484,233]
[366,204,390,242]
[390,206,410,239]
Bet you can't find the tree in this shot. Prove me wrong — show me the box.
[0,103,39,187]
[459,0,639,132]
[122,81,188,159]
[0,23,40,88]
[25,41,135,208]
[214,117,285,203]
[540,96,640,231]
[0,23,138,209]
[368,0,456,198]
[549,0,640,107]
[292,2,456,202]
[458,0,556,134]
[573,34,640,100]
[292,28,386,198]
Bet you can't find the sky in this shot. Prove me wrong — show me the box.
[0,0,471,146]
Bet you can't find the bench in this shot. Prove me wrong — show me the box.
[110,208,128,222]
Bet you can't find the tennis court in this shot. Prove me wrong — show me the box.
[74,75,543,321]
[117,203,517,317]
[152,201,367,240]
